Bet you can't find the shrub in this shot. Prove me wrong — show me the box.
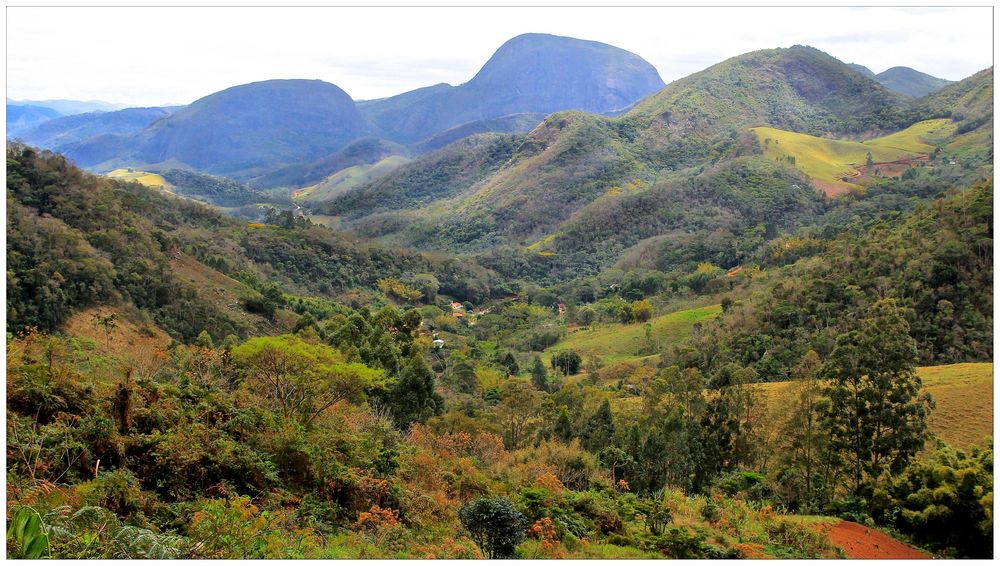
[458,497,528,559]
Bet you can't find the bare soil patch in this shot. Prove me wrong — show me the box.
[821,520,930,559]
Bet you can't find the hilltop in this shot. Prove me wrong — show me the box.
[876,66,953,97]
[321,46,915,256]
[63,80,374,180]
[360,33,665,144]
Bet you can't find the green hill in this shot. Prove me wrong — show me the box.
[6,144,501,342]
[294,155,409,204]
[327,45,917,263]
[875,66,953,98]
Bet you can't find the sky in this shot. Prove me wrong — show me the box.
[5,5,994,107]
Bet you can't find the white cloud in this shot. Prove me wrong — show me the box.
[6,5,993,107]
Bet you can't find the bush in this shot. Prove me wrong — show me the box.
[458,497,529,558]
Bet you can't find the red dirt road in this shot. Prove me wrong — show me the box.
[822,520,931,559]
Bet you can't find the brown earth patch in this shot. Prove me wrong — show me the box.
[821,520,930,559]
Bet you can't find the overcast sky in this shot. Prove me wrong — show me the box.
[6,6,994,107]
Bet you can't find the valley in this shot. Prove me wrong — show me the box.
[5,24,994,561]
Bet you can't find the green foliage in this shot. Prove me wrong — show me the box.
[676,182,993,382]
[7,507,50,559]
[530,356,550,392]
[387,354,443,429]
[872,443,993,557]
[552,350,582,376]
[458,496,529,559]
[821,299,933,494]
[158,169,265,207]
[233,334,386,426]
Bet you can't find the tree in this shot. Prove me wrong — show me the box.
[195,330,214,349]
[388,353,443,429]
[631,300,653,323]
[91,311,117,353]
[447,355,478,394]
[553,406,574,442]
[496,380,540,449]
[581,399,615,452]
[530,356,549,392]
[821,299,933,495]
[777,350,831,512]
[232,335,385,427]
[412,273,439,303]
[552,351,582,376]
[498,352,519,376]
[458,497,528,559]
[866,151,874,167]
[872,443,993,558]
[575,306,596,326]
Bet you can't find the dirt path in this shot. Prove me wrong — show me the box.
[822,520,930,559]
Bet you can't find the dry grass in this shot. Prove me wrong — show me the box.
[758,363,993,451]
[106,168,170,188]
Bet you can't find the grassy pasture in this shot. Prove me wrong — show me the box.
[752,127,914,191]
[545,304,722,364]
[106,168,170,188]
[758,362,993,451]
[864,118,956,153]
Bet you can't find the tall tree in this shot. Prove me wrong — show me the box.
[530,356,549,392]
[777,350,831,511]
[581,399,615,452]
[821,299,933,495]
[388,353,444,429]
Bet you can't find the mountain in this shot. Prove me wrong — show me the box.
[6,104,62,137]
[360,33,665,143]
[249,137,407,189]
[847,63,876,77]
[908,67,993,132]
[17,106,175,150]
[326,45,911,257]
[6,98,123,115]
[412,112,546,153]
[64,80,373,180]
[876,66,953,97]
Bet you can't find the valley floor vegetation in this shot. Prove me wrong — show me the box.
[5,143,993,559]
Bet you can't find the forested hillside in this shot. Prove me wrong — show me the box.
[5,38,993,561]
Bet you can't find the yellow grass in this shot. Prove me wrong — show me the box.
[752,127,915,189]
[293,156,409,203]
[864,118,957,153]
[106,168,170,188]
[758,362,993,451]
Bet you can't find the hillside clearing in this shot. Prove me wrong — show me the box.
[758,362,993,451]
[752,127,916,194]
[545,304,722,363]
[106,168,170,188]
